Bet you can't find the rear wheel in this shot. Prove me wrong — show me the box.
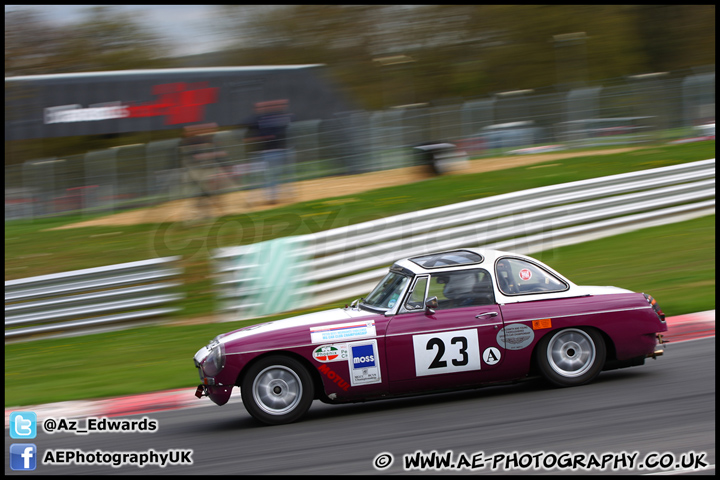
[537,328,606,387]
[241,356,314,425]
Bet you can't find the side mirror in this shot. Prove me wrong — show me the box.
[425,296,438,315]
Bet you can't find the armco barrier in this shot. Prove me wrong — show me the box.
[5,256,184,343]
[214,159,715,319]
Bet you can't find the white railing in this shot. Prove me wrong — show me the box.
[214,159,715,318]
[5,256,184,342]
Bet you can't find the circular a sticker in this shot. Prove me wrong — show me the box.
[483,347,501,366]
[519,268,532,281]
[496,324,534,350]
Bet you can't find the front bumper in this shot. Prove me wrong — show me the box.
[195,384,233,406]
[194,341,233,406]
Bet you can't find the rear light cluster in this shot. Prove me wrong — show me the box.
[643,293,666,321]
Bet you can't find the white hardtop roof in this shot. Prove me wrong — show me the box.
[392,247,587,302]
[394,248,520,274]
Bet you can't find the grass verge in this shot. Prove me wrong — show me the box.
[4,142,716,321]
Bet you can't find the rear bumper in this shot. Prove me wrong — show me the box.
[647,333,665,359]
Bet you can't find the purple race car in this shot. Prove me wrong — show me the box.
[194,248,667,425]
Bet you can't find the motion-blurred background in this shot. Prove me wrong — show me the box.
[5,5,715,219]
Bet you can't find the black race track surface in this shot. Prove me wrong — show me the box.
[6,337,714,475]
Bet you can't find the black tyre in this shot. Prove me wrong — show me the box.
[241,355,314,425]
[536,328,606,387]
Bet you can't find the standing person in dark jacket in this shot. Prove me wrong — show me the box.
[243,100,293,204]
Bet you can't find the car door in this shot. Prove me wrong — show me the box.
[384,269,506,395]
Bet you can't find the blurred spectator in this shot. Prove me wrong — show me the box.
[242,100,294,204]
[179,123,230,224]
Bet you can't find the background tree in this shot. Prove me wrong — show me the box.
[208,5,714,108]
[5,6,171,76]
[5,9,67,76]
[628,5,715,73]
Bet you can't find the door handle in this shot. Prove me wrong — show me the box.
[475,311,499,318]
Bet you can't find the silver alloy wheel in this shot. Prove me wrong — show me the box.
[252,365,303,416]
[546,328,596,378]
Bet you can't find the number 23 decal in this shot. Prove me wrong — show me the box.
[426,337,468,368]
[412,329,482,377]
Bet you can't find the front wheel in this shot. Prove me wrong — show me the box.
[536,328,606,387]
[241,356,314,425]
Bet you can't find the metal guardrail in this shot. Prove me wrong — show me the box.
[5,256,184,343]
[214,159,715,319]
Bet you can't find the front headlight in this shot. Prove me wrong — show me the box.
[201,341,226,377]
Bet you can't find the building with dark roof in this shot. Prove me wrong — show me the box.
[5,65,355,141]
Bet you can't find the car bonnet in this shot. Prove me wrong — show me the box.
[216,307,377,345]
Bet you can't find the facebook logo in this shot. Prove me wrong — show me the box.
[10,444,37,471]
[9,411,36,439]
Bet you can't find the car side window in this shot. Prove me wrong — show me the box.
[404,276,428,311]
[496,258,567,295]
[428,269,495,310]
